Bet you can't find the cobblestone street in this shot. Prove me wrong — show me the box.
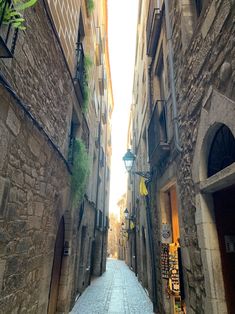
[71,259,154,314]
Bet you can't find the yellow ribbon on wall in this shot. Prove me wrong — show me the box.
[139,177,148,196]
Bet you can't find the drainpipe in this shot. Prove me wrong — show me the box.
[165,0,182,153]
[145,190,158,313]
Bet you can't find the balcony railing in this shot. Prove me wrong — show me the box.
[0,0,18,58]
[148,100,170,165]
[146,0,162,57]
[74,42,87,104]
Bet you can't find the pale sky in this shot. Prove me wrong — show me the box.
[108,0,139,215]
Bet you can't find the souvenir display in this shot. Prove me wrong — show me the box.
[161,243,169,279]
[168,244,180,295]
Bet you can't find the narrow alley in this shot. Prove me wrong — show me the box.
[71,259,154,314]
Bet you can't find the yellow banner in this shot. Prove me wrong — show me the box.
[139,177,148,196]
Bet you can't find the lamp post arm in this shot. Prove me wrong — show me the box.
[133,171,152,180]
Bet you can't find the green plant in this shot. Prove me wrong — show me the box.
[82,54,93,113]
[86,0,94,15]
[0,0,37,30]
[71,138,90,206]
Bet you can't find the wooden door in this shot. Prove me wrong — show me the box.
[213,185,235,314]
[47,218,65,314]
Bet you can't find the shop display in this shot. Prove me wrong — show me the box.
[168,243,180,295]
[161,243,169,279]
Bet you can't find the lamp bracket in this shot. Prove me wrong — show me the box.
[134,171,152,180]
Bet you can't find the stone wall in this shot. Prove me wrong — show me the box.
[0,2,77,156]
[144,0,235,313]
[47,0,81,72]
[0,1,87,312]
[0,89,71,313]
[172,0,235,312]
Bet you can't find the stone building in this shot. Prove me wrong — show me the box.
[116,193,127,261]
[108,212,119,259]
[0,0,112,313]
[126,0,235,313]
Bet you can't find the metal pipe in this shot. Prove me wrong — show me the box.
[165,0,182,153]
[145,190,158,313]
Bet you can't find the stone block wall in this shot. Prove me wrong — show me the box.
[170,0,235,312]
[0,89,71,313]
[0,2,76,156]
[47,0,82,72]
[0,1,87,312]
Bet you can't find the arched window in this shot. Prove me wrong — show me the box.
[208,124,235,177]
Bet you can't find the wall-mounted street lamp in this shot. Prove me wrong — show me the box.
[122,149,152,180]
[124,208,129,219]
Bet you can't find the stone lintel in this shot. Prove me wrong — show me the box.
[200,163,235,193]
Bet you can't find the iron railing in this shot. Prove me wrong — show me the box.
[148,100,168,162]
[75,42,86,93]
[146,0,161,57]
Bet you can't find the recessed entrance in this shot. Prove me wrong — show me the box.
[48,217,65,314]
[207,124,235,313]
[160,183,186,314]
[213,185,235,313]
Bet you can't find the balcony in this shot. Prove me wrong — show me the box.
[148,100,170,165]
[146,0,162,57]
[0,0,18,58]
[74,42,87,105]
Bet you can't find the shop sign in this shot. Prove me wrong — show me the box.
[161,223,171,243]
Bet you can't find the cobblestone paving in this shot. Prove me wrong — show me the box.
[70,259,154,314]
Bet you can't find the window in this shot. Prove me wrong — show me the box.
[68,112,79,165]
[78,11,85,43]
[195,0,203,17]
[155,50,167,143]
[156,50,165,100]
[208,125,235,177]
[100,147,105,167]
[96,210,103,229]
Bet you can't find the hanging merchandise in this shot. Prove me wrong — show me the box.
[168,243,180,295]
[161,243,169,279]
[139,177,148,196]
[130,221,135,230]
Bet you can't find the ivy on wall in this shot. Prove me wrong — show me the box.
[71,138,90,206]
[86,0,94,15]
[0,0,37,30]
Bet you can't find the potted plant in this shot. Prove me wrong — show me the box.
[0,0,37,58]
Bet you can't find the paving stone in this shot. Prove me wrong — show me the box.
[70,259,154,314]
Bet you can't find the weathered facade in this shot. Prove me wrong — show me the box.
[116,194,127,261]
[0,0,113,313]
[126,0,235,313]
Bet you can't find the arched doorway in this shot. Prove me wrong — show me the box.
[142,226,148,288]
[48,217,65,314]
[191,88,235,313]
[208,125,235,313]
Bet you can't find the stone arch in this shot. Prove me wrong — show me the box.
[47,189,74,313]
[54,209,74,313]
[192,87,235,183]
[192,87,235,313]
[48,216,65,314]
